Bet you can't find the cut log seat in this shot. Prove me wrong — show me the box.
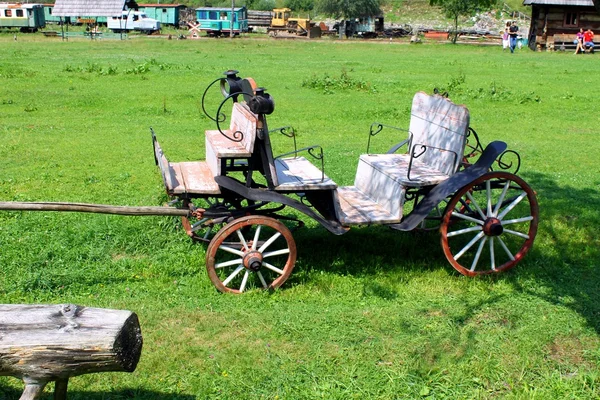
[0,304,143,400]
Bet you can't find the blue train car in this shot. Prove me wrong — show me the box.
[0,3,45,32]
[194,6,248,36]
[139,4,185,27]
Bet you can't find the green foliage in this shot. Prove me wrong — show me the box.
[302,69,377,94]
[316,0,381,18]
[285,0,315,11]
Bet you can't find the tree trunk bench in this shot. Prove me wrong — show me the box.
[0,304,143,400]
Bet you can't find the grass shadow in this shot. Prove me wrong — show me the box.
[0,384,196,400]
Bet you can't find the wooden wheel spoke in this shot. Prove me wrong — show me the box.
[262,262,284,275]
[455,231,485,260]
[492,181,511,217]
[215,258,243,269]
[489,237,496,271]
[503,228,530,240]
[486,179,493,217]
[257,271,268,288]
[465,191,486,220]
[236,229,250,251]
[502,216,534,225]
[446,225,482,238]
[470,236,488,272]
[497,236,516,261]
[222,265,245,287]
[239,271,250,292]
[497,191,528,220]
[262,248,291,258]
[451,211,484,225]
[252,225,262,251]
[218,244,245,257]
[258,231,282,253]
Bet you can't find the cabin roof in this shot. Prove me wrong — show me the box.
[53,0,132,16]
[523,0,594,6]
[137,3,184,7]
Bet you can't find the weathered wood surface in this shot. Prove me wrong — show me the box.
[274,156,337,191]
[0,202,190,216]
[0,304,143,400]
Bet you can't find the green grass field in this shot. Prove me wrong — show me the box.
[1,35,600,399]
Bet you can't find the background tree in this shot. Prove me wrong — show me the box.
[315,0,381,19]
[285,0,315,12]
[429,0,497,43]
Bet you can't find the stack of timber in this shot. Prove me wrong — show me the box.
[248,10,271,27]
[0,304,143,400]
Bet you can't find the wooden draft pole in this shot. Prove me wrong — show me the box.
[0,304,143,400]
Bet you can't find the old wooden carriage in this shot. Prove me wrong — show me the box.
[151,70,539,293]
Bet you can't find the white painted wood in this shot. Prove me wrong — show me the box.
[407,92,470,177]
[354,156,406,217]
[204,103,258,167]
[358,154,450,187]
[173,161,220,195]
[334,186,402,225]
[274,157,337,191]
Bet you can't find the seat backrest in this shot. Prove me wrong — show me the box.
[408,92,470,176]
[229,102,258,153]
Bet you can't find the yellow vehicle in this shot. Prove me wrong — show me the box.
[268,8,320,37]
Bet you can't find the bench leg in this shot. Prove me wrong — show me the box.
[54,378,69,400]
[19,380,47,400]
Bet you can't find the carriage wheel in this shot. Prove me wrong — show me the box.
[440,172,538,276]
[206,216,297,294]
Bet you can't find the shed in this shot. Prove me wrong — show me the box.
[53,0,134,17]
[138,4,184,26]
[524,0,600,49]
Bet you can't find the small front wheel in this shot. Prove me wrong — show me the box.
[441,172,539,276]
[206,216,297,293]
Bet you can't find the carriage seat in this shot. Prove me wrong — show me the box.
[335,92,470,225]
[152,130,220,195]
[205,102,258,176]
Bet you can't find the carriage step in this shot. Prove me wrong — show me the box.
[335,186,403,225]
[168,161,221,195]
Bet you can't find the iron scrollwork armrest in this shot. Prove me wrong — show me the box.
[407,143,459,182]
[367,122,411,154]
[268,125,297,155]
[275,145,325,182]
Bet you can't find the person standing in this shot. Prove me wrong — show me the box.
[584,28,594,53]
[574,28,585,54]
[502,22,510,51]
[509,21,519,53]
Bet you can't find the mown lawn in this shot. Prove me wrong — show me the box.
[1,35,600,399]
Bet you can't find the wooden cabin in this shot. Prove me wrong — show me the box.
[524,0,600,50]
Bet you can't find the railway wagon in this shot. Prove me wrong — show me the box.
[0,3,45,32]
[43,4,107,25]
[194,6,248,36]
[139,3,185,26]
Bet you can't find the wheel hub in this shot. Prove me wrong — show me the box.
[243,251,263,271]
[483,217,503,236]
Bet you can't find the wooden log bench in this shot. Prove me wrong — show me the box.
[0,304,143,400]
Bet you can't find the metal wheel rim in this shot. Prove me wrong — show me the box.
[206,215,297,294]
[440,172,539,276]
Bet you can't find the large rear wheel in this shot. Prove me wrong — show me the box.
[206,216,296,294]
[440,172,538,276]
